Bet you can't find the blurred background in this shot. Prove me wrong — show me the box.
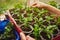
[0,0,60,9]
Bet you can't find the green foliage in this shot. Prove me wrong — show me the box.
[15,3,24,9]
[57,17,60,23]
[0,0,25,14]
[48,1,57,7]
[40,9,48,14]
[11,1,59,39]
[48,1,60,9]
[33,7,40,13]
[44,25,58,39]
[45,16,53,21]
[0,0,59,40]
[0,22,15,39]
[57,5,60,9]
[33,24,40,40]
[0,4,7,14]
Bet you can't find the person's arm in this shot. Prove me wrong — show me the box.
[20,32,35,40]
[31,2,60,17]
[20,32,26,40]
[44,4,60,16]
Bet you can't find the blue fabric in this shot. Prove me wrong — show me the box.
[0,20,9,33]
[0,19,21,40]
[15,30,21,40]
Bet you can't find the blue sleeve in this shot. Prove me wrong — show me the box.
[15,30,21,40]
[0,19,21,40]
[0,19,9,32]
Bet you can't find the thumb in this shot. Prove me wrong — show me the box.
[26,35,35,40]
[20,32,26,40]
[31,2,40,8]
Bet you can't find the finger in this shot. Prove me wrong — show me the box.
[20,32,26,40]
[32,5,37,7]
[32,5,39,8]
[31,3,38,7]
[26,35,35,40]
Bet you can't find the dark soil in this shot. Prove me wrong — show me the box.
[0,22,16,40]
[29,33,41,40]
[53,29,58,35]
[57,23,60,29]
[21,26,32,32]
[23,13,28,17]
[43,21,49,26]
[40,31,51,40]
[50,19,57,25]
[15,20,23,25]
[20,9,25,13]
[0,30,16,40]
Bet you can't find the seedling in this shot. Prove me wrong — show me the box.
[0,0,60,40]
[48,1,57,7]
[33,24,40,40]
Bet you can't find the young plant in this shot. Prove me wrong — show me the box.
[33,24,40,40]
[44,25,58,39]
[25,7,33,13]
[33,17,39,23]
[48,1,57,8]
[22,17,31,28]
[33,7,40,13]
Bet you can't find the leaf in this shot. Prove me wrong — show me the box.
[40,9,48,14]
[46,25,56,30]
[57,4,60,9]
[48,1,57,7]
[39,18,43,22]
[45,16,53,21]
[57,17,60,23]
[47,34,51,39]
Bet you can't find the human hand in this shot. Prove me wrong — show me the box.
[0,19,9,33]
[20,32,35,40]
[27,0,47,8]
[31,2,47,8]
[0,14,6,21]
[26,35,35,40]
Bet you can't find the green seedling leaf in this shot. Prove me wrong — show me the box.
[57,17,60,23]
[45,16,53,21]
[40,9,48,14]
[33,24,40,40]
[57,4,60,9]
[47,34,51,39]
[46,25,56,30]
[48,1,57,7]
[33,7,40,13]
